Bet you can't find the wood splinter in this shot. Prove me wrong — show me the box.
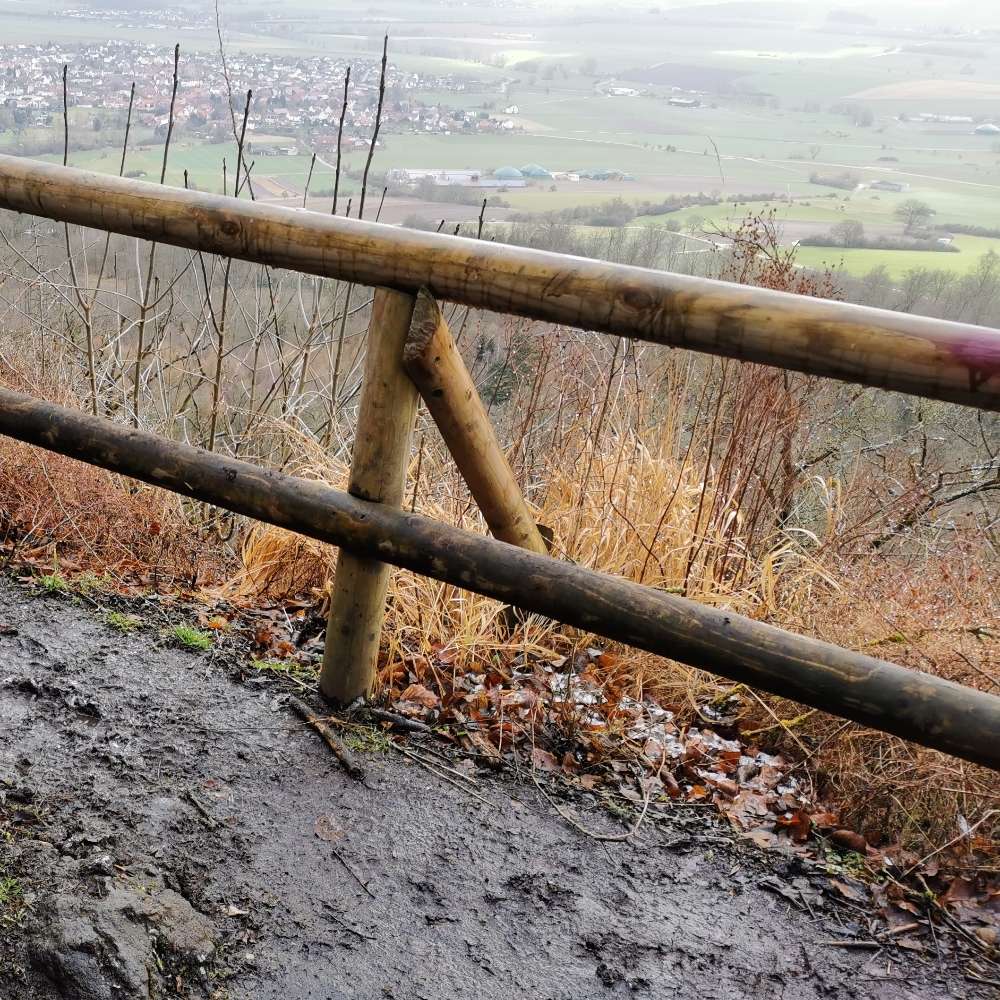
[288,695,367,782]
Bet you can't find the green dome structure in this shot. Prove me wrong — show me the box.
[493,166,525,180]
[519,163,553,178]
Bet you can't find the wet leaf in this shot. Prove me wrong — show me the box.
[746,828,778,849]
[399,683,439,709]
[829,879,867,904]
[314,814,345,842]
[830,829,867,853]
[531,747,559,772]
[775,809,811,843]
[974,926,998,947]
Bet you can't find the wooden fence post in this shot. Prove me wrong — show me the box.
[320,287,419,704]
[404,289,548,555]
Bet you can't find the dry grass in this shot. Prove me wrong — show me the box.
[0,357,216,587]
[229,387,997,854]
[0,214,995,860]
[773,547,999,850]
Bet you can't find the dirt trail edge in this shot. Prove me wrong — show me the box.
[0,581,983,999]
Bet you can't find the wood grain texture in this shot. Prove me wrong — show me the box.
[1,154,998,411]
[404,289,547,553]
[1,385,997,769]
[320,288,419,704]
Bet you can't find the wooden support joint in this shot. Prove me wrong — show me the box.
[404,288,548,555]
[319,288,419,705]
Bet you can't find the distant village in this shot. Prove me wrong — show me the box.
[0,40,526,155]
[63,6,214,31]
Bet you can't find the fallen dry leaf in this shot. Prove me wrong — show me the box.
[830,829,867,853]
[314,814,345,842]
[829,879,868,904]
[399,683,440,709]
[531,747,559,772]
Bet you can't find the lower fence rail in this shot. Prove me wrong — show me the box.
[1,385,998,770]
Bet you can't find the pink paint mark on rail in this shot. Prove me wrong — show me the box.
[949,334,1000,391]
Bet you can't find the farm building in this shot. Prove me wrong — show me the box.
[385,168,526,189]
[494,166,524,180]
[974,123,1000,135]
[579,168,636,181]
[387,168,482,186]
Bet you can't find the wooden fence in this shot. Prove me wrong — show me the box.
[0,155,998,770]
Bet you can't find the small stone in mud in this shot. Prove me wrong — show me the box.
[29,881,218,1000]
[78,854,116,878]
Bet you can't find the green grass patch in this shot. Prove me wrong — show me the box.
[106,611,143,634]
[170,625,213,652]
[250,658,316,681]
[0,873,25,927]
[74,571,111,596]
[343,726,395,755]
[793,240,1000,279]
[37,572,69,595]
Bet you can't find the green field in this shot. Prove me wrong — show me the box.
[794,235,1000,279]
[48,140,340,196]
[4,0,1000,286]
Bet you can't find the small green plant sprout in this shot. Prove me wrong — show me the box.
[74,571,112,595]
[0,873,25,927]
[37,571,69,594]
[106,611,142,633]
[170,625,213,651]
[251,658,313,678]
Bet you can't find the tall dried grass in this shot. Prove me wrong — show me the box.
[227,346,996,851]
[0,354,213,585]
[0,213,995,857]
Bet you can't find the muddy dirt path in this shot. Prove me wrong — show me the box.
[0,581,986,999]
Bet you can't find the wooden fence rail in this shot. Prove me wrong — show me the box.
[1,154,999,411]
[0,385,998,770]
[1,155,998,771]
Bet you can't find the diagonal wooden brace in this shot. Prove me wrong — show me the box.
[404,289,548,555]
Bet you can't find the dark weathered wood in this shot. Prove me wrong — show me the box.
[404,289,548,554]
[0,154,998,411]
[287,695,367,781]
[321,288,419,704]
[0,385,997,769]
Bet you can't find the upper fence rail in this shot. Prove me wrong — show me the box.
[1,154,999,412]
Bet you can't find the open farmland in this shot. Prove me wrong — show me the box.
[794,235,1000,279]
[2,0,1000,275]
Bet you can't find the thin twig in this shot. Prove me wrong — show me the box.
[331,66,350,216]
[392,743,494,807]
[330,845,376,899]
[357,35,388,221]
[288,695,366,781]
[182,789,219,830]
[531,768,651,843]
